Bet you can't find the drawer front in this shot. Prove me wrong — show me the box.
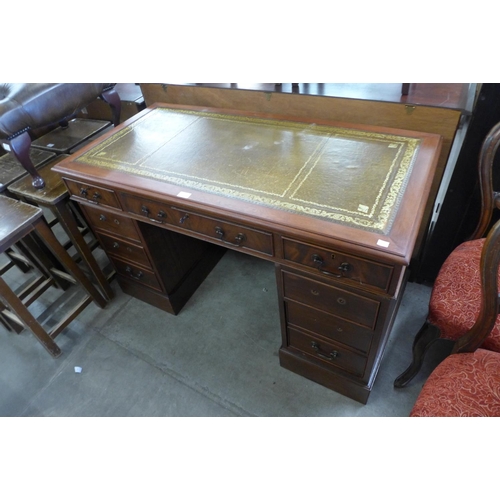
[121,193,172,225]
[82,205,141,242]
[96,231,151,269]
[110,258,163,292]
[285,301,373,353]
[282,271,380,329]
[65,178,121,209]
[282,238,394,292]
[287,327,367,377]
[169,207,274,256]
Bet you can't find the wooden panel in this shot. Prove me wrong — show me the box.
[285,301,373,353]
[64,178,121,209]
[96,230,151,268]
[287,326,367,377]
[282,237,394,293]
[82,205,141,242]
[281,270,380,329]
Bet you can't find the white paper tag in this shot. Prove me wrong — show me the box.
[2,143,11,151]
[46,143,55,148]
[177,191,192,199]
[377,239,390,248]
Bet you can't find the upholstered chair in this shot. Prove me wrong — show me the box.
[410,217,500,416]
[395,120,500,388]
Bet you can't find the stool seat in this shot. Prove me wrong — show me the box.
[0,195,42,244]
[0,83,120,189]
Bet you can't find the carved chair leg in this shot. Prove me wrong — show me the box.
[7,132,45,189]
[100,88,122,127]
[394,321,441,388]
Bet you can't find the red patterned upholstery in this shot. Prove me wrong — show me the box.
[410,349,500,417]
[428,238,500,352]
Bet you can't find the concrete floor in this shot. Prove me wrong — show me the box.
[0,245,453,417]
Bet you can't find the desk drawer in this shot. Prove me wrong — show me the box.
[285,301,373,353]
[287,327,367,377]
[110,258,163,292]
[121,194,172,225]
[170,207,274,256]
[282,270,380,329]
[65,178,121,209]
[82,205,141,242]
[96,231,151,269]
[282,238,394,292]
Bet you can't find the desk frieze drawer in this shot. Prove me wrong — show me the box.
[287,327,367,378]
[121,194,172,225]
[282,270,380,329]
[96,231,151,269]
[285,301,373,354]
[169,206,274,256]
[64,178,122,209]
[282,238,394,292]
[82,205,142,243]
[110,258,163,292]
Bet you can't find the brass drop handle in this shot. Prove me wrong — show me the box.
[99,214,107,221]
[179,214,189,224]
[311,341,339,361]
[214,226,245,247]
[80,187,88,197]
[142,205,166,224]
[312,254,351,278]
[125,266,143,280]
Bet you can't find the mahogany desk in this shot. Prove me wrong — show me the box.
[53,104,442,403]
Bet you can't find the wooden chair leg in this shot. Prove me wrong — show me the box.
[394,321,441,387]
[6,132,45,189]
[0,277,61,357]
[100,88,122,127]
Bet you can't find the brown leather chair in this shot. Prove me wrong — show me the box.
[0,83,120,189]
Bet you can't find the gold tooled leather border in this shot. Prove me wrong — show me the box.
[77,108,421,234]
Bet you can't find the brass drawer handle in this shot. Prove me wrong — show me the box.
[312,254,351,278]
[99,214,107,222]
[141,205,167,224]
[311,341,339,361]
[179,214,189,224]
[215,226,245,247]
[84,191,101,205]
[125,266,144,280]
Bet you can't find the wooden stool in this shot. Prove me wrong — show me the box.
[0,149,71,289]
[0,196,107,357]
[8,157,114,302]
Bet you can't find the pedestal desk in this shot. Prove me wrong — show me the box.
[53,104,442,403]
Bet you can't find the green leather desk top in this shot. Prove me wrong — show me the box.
[75,107,421,235]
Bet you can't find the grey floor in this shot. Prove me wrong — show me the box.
[0,245,452,417]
